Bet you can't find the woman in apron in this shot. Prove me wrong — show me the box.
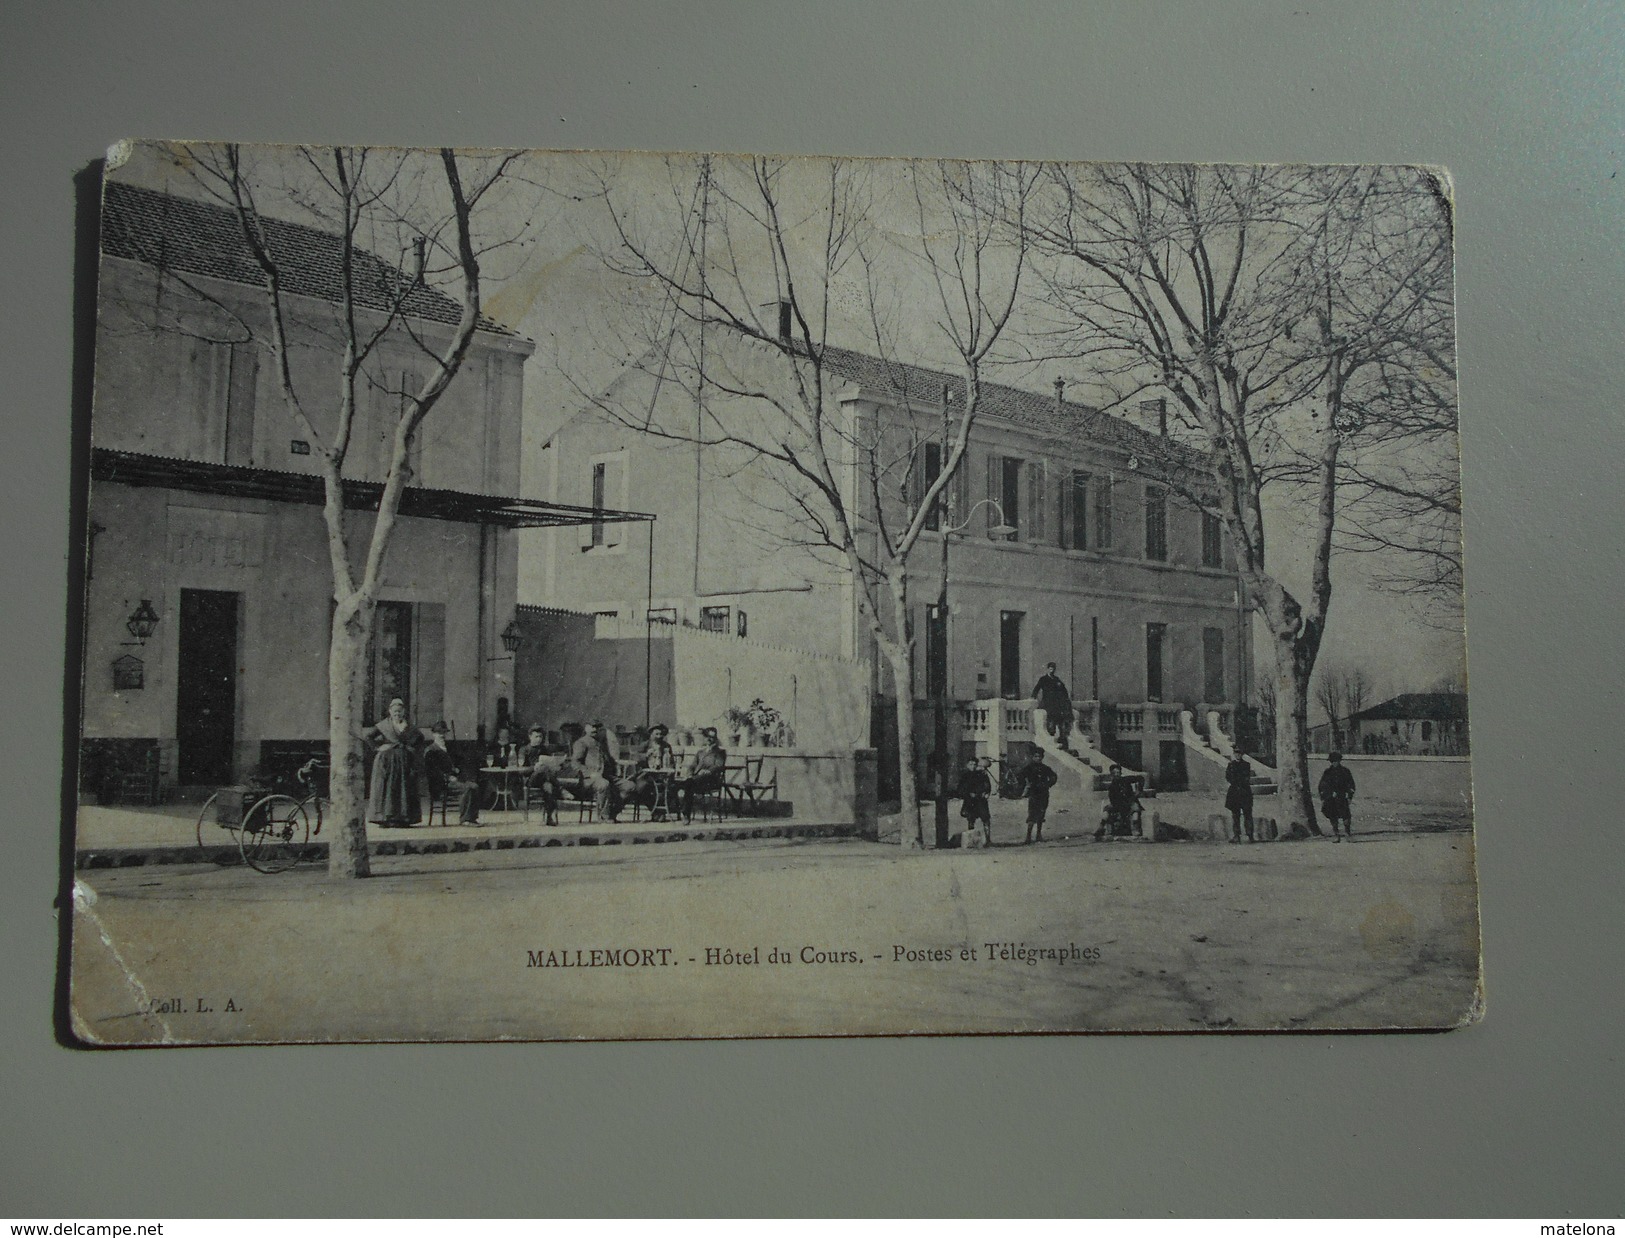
[367,697,426,827]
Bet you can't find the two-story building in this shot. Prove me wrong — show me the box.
[81,181,570,798]
[522,324,1253,790]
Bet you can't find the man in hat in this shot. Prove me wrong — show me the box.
[522,724,565,825]
[633,723,679,821]
[679,727,728,824]
[1224,751,1255,843]
[1319,751,1357,840]
[1031,662,1075,751]
[1096,763,1142,839]
[567,719,625,821]
[424,722,480,825]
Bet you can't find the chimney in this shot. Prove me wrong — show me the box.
[412,236,426,285]
[777,299,793,341]
[1140,397,1168,436]
[1054,377,1066,409]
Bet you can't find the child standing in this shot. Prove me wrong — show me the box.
[1020,750,1058,844]
[955,757,993,849]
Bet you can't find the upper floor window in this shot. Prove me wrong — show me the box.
[581,451,628,552]
[915,441,943,532]
[1144,485,1168,561]
[590,461,608,547]
[1023,460,1048,544]
[1068,470,1089,550]
[700,606,730,633]
[1202,511,1224,568]
[1094,475,1114,549]
[986,454,1022,539]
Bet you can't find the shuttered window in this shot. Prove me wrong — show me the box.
[1068,471,1089,550]
[1144,485,1168,561]
[1202,511,1224,568]
[1095,475,1114,549]
[582,452,628,550]
[1203,626,1226,702]
[1025,460,1047,543]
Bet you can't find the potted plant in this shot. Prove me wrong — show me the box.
[744,699,782,748]
[722,706,751,747]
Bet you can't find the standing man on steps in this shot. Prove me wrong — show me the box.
[1032,662,1074,752]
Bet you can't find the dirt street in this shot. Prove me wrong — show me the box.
[69,795,1480,1042]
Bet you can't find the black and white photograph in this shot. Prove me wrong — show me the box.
[69,140,1476,1042]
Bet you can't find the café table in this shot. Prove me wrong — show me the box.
[482,766,530,821]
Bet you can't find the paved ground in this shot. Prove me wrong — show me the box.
[68,792,1481,1044]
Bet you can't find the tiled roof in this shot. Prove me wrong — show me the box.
[1351,692,1468,722]
[818,344,1207,467]
[100,180,517,337]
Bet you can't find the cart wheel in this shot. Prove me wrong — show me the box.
[240,794,311,873]
[194,791,241,864]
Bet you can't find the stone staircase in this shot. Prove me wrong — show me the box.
[1031,706,1142,792]
[1180,708,1278,795]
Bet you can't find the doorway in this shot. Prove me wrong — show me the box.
[999,610,1024,699]
[176,588,240,784]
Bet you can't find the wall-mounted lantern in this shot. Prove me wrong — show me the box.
[125,599,159,645]
[487,616,525,663]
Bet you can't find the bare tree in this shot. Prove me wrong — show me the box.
[576,155,1032,846]
[150,143,526,877]
[1314,660,1377,748]
[1020,163,1454,834]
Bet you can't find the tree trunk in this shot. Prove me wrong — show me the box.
[1270,624,1322,838]
[1255,574,1324,838]
[327,596,374,878]
[884,580,923,848]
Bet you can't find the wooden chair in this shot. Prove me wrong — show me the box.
[727,756,778,816]
[426,777,451,827]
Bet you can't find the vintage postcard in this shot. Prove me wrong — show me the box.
[69,142,1478,1042]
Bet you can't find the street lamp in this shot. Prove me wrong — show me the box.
[124,599,159,645]
[486,616,525,663]
[931,498,1015,847]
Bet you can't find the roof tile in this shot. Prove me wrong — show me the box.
[100,181,516,337]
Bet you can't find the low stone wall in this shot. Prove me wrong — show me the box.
[1307,754,1472,807]
[744,747,877,834]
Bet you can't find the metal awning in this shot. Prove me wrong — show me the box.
[90,448,654,529]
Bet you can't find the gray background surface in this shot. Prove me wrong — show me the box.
[2,0,1620,1217]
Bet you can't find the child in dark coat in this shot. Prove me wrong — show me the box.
[1020,751,1059,844]
[955,757,994,849]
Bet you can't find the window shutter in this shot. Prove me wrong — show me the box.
[604,457,626,547]
[1058,471,1072,549]
[950,451,971,527]
[985,454,1001,537]
[1026,461,1046,543]
[402,370,425,484]
[580,460,601,550]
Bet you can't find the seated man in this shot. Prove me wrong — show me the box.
[678,727,728,824]
[424,722,480,825]
[631,723,679,821]
[521,724,566,825]
[564,719,630,822]
[1095,763,1143,839]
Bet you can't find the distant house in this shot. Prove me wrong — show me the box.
[1312,692,1469,756]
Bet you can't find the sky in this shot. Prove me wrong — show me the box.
[109,143,1467,713]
